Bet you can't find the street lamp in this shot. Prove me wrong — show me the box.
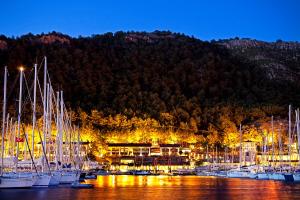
[19,66,25,71]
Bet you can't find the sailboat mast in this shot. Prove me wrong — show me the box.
[1,66,8,176]
[296,109,300,166]
[206,145,208,163]
[31,64,37,170]
[239,124,242,168]
[49,87,53,161]
[9,118,13,157]
[278,127,282,166]
[271,116,274,167]
[56,91,60,169]
[46,83,50,161]
[59,91,64,164]
[288,105,292,166]
[15,67,24,172]
[5,114,9,158]
[76,126,80,170]
[264,134,267,164]
[42,56,47,172]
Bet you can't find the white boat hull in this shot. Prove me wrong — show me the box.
[49,172,62,185]
[33,174,51,187]
[268,173,285,181]
[60,171,79,184]
[96,170,110,176]
[248,173,258,179]
[257,173,269,180]
[293,173,300,182]
[133,171,151,175]
[0,177,34,188]
[227,171,250,178]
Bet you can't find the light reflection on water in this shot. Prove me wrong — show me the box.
[95,175,189,187]
[1,176,300,200]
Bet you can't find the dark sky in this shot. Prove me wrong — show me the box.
[1,0,299,41]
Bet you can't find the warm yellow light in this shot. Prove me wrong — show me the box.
[19,66,24,71]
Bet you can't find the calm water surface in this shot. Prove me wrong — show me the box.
[1,176,300,200]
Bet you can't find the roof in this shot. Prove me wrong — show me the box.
[243,140,255,143]
[108,143,152,147]
[159,144,180,147]
[107,143,182,147]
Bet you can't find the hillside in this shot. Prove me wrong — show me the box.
[217,38,300,82]
[0,31,299,145]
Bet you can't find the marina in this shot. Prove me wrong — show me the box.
[2,58,300,189]
[1,1,300,199]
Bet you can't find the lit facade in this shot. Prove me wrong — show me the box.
[106,143,192,172]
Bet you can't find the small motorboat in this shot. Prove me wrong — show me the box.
[172,169,196,176]
[71,182,94,189]
[284,173,294,182]
[111,171,132,175]
[132,170,152,176]
[227,169,251,178]
[96,170,110,176]
[60,171,80,184]
[292,170,300,182]
[79,173,86,182]
[214,171,227,177]
[85,174,97,179]
[248,172,258,179]
[268,172,285,181]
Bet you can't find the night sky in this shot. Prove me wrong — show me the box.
[1,0,299,41]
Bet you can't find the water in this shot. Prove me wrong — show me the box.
[1,176,300,200]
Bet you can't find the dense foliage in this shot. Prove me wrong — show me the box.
[0,31,299,146]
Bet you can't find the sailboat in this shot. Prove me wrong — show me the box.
[292,109,300,182]
[0,67,35,188]
[17,62,52,187]
[227,124,255,178]
[32,59,52,187]
[10,61,51,187]
[1,58,83,187]
[35,57,80,185]
[267,116,285,181]
[257,132,269,180]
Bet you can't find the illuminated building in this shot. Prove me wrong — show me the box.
[106,143,192,172]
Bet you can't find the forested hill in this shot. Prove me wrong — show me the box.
[0,31,300,135]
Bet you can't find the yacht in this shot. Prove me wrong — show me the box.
[256,172,269,180]
[0,67,35,189]
[49,171,62,185]
[268,172,285,181]
[0,176,35,188]
[227,168,252,178]
[60,171,80,184]
[292,170,300,182]
[33,174,51,187]
[132,170,152,175]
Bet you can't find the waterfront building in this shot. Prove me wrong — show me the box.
[241,140,257,166]
[106,143,192,172]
